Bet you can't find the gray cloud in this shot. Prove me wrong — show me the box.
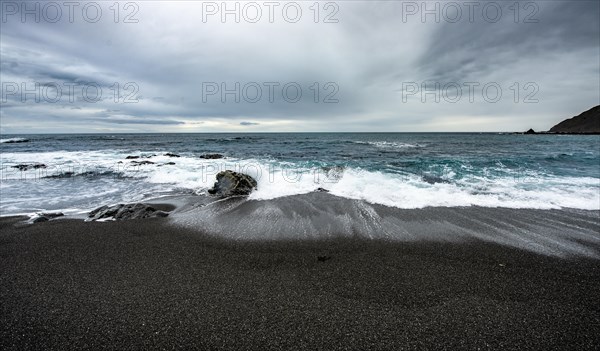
[102,118,185,125]
[418,1,600,82]
[0,0,598,133]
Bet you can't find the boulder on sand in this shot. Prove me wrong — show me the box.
[30,212,63,224]
[207,170,257,197]
[88,203,169,221]
[32,216,49,223]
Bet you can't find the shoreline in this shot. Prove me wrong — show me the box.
[4,192,600,258]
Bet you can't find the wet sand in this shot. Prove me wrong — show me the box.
[1,209,600,350]
[171,193,600,258]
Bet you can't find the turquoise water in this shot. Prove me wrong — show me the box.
[1,133,599,214]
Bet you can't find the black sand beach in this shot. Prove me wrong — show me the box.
[1,204,600,350]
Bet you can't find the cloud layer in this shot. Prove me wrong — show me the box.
[1,0,598,133]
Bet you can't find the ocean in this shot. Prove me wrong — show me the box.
[1,133,599,216]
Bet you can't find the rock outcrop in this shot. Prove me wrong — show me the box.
[208,170,257,197]
[549,105,600,133]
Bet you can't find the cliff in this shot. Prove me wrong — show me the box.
[549,105,600,133]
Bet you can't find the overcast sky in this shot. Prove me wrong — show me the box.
[1,0,598,133]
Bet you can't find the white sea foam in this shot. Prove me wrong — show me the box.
[354,141,422,149]
[245,166,599,210]
[1,150,599,215]
[0,137,29,143]
[326,169,599,210]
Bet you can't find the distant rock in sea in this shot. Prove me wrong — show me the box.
[208,170,257,197]
[200,153,224,159]
[422,175,451,184]
[524,128,536,134]
[12,163,46,171]
[549,105,600,134]
[130,160,155,165]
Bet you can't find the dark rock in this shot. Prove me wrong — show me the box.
[30,212,63,223]
[524,128,536,134]
[164,153,181,158]
[130,160,155,165]
[165,162,176,165]
[316,187,329,192]
[422,175,451,184]
[88,203,169,221]
[142,154,156,158]
[43,172,75,178]
[200,153,224,159]
[317,256,332,262]
[12,164,28,171]
[549,105,600,133]
[32,216,49,223]
[39,212,64,218]
[43,171,118,179]
[208,170,257,197]
[125,156,140,159]
[12,163,46,171]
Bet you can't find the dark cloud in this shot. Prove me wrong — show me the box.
[240,121,259,126]
[418,1,600,82]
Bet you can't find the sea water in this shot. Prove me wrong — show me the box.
[1,133,599,215]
